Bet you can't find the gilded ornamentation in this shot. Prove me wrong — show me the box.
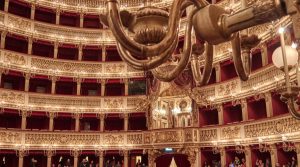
[127,134,143,144]
[152,131,182,143]
[0,131,21,143]
[105,63,126,73]
[2,52,26,65]
[0,91,25,104]
[216,80,240,97]
[199,129,217,141]
[0,89,144,113]
[143,133,151,144]
[179,147,198,166]
[184,129,194,142]
[244,117,300,138]
[7,15,31,30]
[221,126,241,139]
[103,134,124,145]
[25,133,101,145]
[103,99,123,108]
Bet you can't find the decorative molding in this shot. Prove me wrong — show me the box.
[0,88,146,113]
[0,116,299,149]
[0,49,144,79]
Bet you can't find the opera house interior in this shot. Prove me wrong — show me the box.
[1,0,300,166]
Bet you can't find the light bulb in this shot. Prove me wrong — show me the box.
[292,42,298,49]
[278,27,285,34]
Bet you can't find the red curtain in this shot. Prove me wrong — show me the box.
[174,154,190,167]
[155,154,172,167]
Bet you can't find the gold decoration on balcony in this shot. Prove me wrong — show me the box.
[106,0,300,119]
[221,126,241,140]
[258,140,271,153]
[234,142,245,154]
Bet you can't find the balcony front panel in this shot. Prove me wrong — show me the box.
[0,49,144,79]
[0,88,146,113]
[0,115,299,149]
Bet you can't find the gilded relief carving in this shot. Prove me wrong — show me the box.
[221,126,241,140]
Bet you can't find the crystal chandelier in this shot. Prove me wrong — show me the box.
[105,0,300,118]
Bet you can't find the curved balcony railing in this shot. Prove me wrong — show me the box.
[0,13,291,80]
[21,0,173,14]
[0,49,144,79]
[0,115,298,149]
[0,88,146,113]
[194,64,294,105]
[1,5,287,46]
[0,11,187,45]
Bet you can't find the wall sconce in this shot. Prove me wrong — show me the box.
[43,145,56,157]
[15,144,29,157]
[235,142,245,154]
[282,136,296,152]
[258,139,271,153]
[272,27,300,119]
[212,142,221,154]
[70,146,82,157]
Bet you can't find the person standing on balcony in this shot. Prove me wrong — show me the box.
[0,157,5,167]
[291,156,297,167]
[29,157,37,167]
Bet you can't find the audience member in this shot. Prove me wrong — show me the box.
[29,157,37,167]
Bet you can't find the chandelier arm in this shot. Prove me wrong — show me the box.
[287,97,300,120]
[150,7,198,82]
[231,32,251,81]
[116,35,179,71]
[191,43,214,86]
[107,1,143,56]
[107,0,198,57]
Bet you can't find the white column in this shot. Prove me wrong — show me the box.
[296,144,300,167]
[261,44,269,66]
[241,99,248,121]
[78,44,83,61]
[0,70,3,86]
[123,150,129,167]
[45,150,54,167]
[101,79,106,96]
[265,92,273,117]
[220,148,226,166]
[75,78,82,95]
[18,151,26,167]
[245,146,252,167]
[102,45,106,61]
[56,10,60,25]
[50,76,58,94]
[20,110,30,130]
[196,149,201,167]
[270,145,278,167]
[124,114,129,131]
[124,79,129,96]
[54,42,59,59]
[99,114,105,132]
[4,0,9,12]
[97,151,104,167]
[217,105,224,125]
[71,150,80,167]
[215,63,221,83]
[80,13,84,28]
[28,37,33,55]
[24,73,31,92]
[47,156,51,167]
[1,31,7,49]
[74,113,81,132]
[30,4,35,20]
[48,112,56,131]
